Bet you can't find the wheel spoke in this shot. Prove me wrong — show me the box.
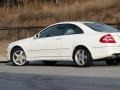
[20,51,23,56]
[76,51,80,58]
[19,59,23,64]
[81,51,85,56]
[21,56,26,60]
[15,58,20,62]
[81,58,87,64]
[14,53,19,58]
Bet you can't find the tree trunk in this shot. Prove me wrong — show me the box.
[43,0,59,4]
[54,0,59,4]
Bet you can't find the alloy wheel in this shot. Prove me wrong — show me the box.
[12,50,27,66]
[75,49,88,65]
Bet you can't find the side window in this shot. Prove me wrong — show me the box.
[39,24,66,38]
[48,25,66,37]
[64,24,84,35]
[39,27,53,38]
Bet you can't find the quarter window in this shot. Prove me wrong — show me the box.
[64,24,84,35]
[85,23,119,32]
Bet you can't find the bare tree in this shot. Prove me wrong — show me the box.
[43,0,59,4]
[54,0,59,4]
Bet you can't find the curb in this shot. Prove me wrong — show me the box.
[0,61,10,63]
[0,57,10,63]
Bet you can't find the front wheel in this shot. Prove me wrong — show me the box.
[73,47,93,67]
[11,48,29,66]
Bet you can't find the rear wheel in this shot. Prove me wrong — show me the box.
[11,48,29,66]
[105,59,120,66]
[73,47,93,67]
[43,61,57,65]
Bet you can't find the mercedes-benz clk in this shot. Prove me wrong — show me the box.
[7,21,120,67]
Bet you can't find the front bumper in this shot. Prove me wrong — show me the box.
[6,47,11,61]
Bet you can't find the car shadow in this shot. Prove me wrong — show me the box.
[5,60,113,67]
[6,61,75,67]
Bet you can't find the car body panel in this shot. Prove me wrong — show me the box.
[28,36,62,58]
[7,21,120,62]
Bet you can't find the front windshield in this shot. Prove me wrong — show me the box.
[85,23,119,33]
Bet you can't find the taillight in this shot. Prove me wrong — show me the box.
[99,34,116,43]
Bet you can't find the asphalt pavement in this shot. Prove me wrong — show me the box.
[0,61,120,90]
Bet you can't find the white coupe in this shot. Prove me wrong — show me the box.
[7,21,120,67]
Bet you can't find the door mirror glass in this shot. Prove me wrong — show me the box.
[34,34,39,39]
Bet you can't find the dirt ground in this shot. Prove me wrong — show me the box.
[0,40,11,58]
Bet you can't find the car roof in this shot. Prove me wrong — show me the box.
[40,21,97,34]
[53,21,96,25]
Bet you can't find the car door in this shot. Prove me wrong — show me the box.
[61,24,84,57]
[29,24,66,59]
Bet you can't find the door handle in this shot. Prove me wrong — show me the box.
[55,37,62,40]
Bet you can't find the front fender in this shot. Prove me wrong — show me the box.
[7,42,30,61]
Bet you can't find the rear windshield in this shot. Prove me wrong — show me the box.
[85,23,120,32]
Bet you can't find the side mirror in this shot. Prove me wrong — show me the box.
[34,34,39,39]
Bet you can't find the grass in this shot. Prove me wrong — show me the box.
[0,0,119,27]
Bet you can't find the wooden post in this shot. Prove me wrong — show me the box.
[54,0,59,4]
[18,29,20,40]
[118,23,120,30]
[43,0,59,4]
[43,0,45,4]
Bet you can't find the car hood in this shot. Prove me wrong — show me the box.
[8,37,33,49]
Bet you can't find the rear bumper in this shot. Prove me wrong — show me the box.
[90,46,120,60]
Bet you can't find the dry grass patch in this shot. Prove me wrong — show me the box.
[0,0,119,27]
[0,40,11,57]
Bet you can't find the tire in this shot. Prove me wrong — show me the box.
[105,59,120,66]
[11,47,29,66]
[73,47,93,67]
[43,61,57,66]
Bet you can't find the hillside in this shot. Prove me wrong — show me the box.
[0,0,120,26]
[0,0,120,27]
[0,0,120,58]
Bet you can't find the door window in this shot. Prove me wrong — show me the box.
[39,24,66,38]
